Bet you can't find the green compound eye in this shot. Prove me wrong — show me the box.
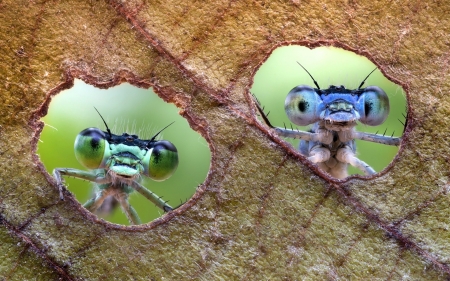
[74,128,110,169]
[144,140,179,181]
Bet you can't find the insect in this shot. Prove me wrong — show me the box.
[253,62,402,179]
[53,108,178,225]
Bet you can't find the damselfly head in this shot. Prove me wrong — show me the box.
[284,64,390,129]
[74,109,179,182]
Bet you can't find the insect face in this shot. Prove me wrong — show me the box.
[75,127,178,182]
[285,84,390,132]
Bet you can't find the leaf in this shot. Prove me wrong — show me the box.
[1,0,450,279]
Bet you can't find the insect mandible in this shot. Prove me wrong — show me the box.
[253,62,402,179]
[53,108,178,225]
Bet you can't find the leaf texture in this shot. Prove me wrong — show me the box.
[1,0,450,279]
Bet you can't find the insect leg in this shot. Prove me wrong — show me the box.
[308,145,331,163]
[351,131,401,146]
[95,195,119,217]
[53,168,110,200]
[336,146,376,175]
[83,189,110,212]
[116,192,141,225]
[129,180,173,212]
[271,127,333,144]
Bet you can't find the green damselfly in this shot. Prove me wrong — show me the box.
[54,108,178,225]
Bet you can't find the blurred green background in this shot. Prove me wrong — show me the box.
[38,81,211,225]
[250,46,407,176]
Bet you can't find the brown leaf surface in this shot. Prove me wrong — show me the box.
[1,0,450,279]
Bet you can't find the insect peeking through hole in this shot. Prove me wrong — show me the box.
[253,62,403,179]
[53,108,178,225]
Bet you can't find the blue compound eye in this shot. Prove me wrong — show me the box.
[285,85,323,126]
[356,86,389,126]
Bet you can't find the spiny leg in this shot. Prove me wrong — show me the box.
[272,128,401,146]
[116,193,141,225]
[336,146,376,175]
[130,180,173,212]
[54,168,123,220]
[350,131,401,146]
[274,127,334,144]
[265,128,401,146]
[53,168,110,200]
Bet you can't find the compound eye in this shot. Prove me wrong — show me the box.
[357,86,389,126]
[145,140,179,181]
[285,85,322,126]
[74,128,109,169]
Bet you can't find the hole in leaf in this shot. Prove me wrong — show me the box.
[252,46,407,179]
[38,80,211,225]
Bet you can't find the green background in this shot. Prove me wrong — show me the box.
[251,46,407,176]
[38,82,211,225]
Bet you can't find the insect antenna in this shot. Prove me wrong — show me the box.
[297,62,321,89]
[94,107,113,139]
[358,67,378,89]
[149,122,175,142]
